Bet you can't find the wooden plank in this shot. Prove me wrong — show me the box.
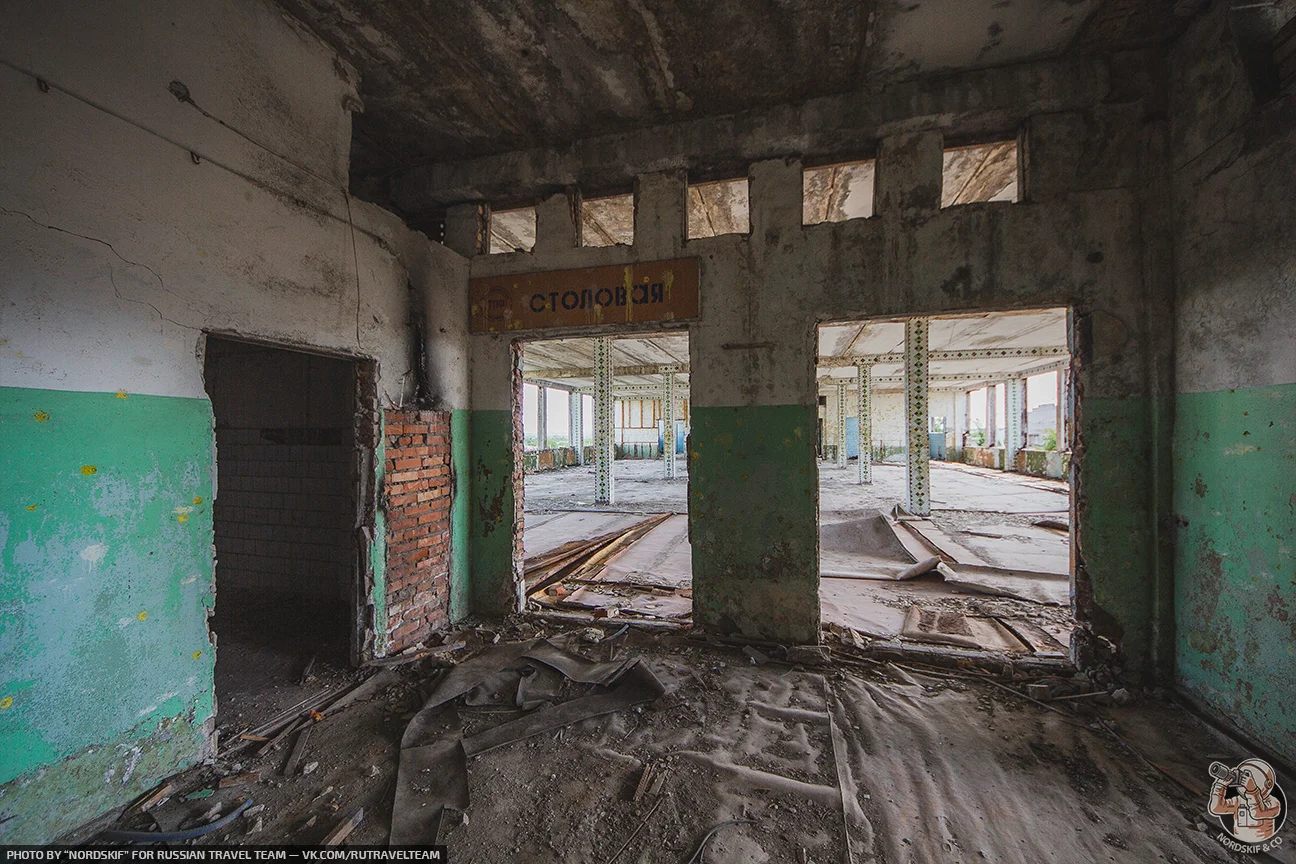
[283,724,313,776]
[321,808,364,846]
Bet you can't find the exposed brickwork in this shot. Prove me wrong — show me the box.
[384,409,453,653]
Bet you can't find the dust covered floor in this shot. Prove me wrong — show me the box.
[110,622,1251,862]
[525,459,688,514]
[523,460,1076,656]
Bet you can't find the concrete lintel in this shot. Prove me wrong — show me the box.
[525,362,690,380]
[819,345,1068,367]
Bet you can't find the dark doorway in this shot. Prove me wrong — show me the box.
[203,336,360,727]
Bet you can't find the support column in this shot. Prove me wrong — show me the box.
[536,386,548,450]
[594,337,615,504]
[1056,369,1068,450]
[835,382,848,469]
[857,363,872,484]
[956,390,970,457]
[662,370,677,479]
[986,385,997,448]
[570,391,583,464]
[1004,377,1026,472]
[904,319,930,516]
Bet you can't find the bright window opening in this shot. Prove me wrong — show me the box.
[489,206,536,253]
[803,160,875,224]
[582,194,634,247]
[687,178,749,238]
[941,140,1018,207]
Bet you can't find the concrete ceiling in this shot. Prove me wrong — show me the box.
[523,333,689,395]
[818,309,1068,391]
[274,0,1173,185]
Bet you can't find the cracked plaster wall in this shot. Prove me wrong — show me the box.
[0,0,467,842]
[1170,1,1296,765]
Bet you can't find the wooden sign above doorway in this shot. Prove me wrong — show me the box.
[470,257,699,334]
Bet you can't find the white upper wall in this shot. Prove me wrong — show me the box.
[0,0,437,404]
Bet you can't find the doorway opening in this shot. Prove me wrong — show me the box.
[203,335,368,730]
[815,309,1077,659]
[518,332,693,623]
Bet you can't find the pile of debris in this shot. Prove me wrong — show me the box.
[93,626,664,847]
[525,514,692,622]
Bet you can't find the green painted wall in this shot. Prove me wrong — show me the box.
[449,409,472,622]
[469,409,519,616]
[1174,383,1295,764]
[0,386,215,841]
[688,405,820,643]
[1075,395,1160,681]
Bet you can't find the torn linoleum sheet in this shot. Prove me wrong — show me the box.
[390,638,664,844]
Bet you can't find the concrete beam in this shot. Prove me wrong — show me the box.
[818,346,1068,368]
[524,363,688,380]
[389,54,1114,212]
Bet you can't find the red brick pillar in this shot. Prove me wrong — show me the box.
[383,410,452,653]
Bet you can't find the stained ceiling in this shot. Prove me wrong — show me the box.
[274,0,1174,186]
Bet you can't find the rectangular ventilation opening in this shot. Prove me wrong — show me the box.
[804,159,875,224]
[942,140,1019,208]
[687,177,749,238]
[582,193,635,247]
[489,206,536,253]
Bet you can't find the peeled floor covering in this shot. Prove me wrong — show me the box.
[125,623,1260,861]
[443,638,1247,863]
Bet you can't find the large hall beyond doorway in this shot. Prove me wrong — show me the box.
[816,309,1079,661]
[519,332,693,624]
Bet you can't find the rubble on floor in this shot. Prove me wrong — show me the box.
[92,620,1249,862]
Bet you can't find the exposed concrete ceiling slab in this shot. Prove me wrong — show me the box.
[272,0,1175,189]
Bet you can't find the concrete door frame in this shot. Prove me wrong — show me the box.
[512,323,694,611]
[814,306,1084,652]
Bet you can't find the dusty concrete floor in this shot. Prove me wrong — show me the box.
[524,458,688,513]
[525,460,1075,644]
[525,458,1069,521]
[121,622,1242,862]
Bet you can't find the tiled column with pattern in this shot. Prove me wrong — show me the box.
[835,382,848,468]
[594,336,615,504]
[904,318,930,516]
[857,363,873,484]
[570,389,584,465]
[662,370,677,479]
[1005,376,1027,471]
